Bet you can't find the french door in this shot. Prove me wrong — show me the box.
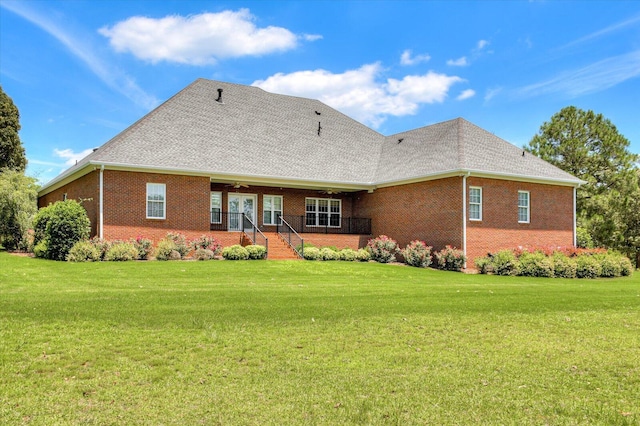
[228,194,257,231]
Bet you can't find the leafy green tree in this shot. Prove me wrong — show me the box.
[527,106,639,264]
[0,86,27,172]
[32,200,90,260]
[0,169,38,250]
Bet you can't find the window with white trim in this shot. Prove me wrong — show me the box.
[263,195,283,225]
[469,187,482,221]
[210,192,222,224]
[518,191,530,223]
[146,183,166,219]
[306,198,341,227]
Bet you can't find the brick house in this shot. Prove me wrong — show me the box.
[37,78,583,263]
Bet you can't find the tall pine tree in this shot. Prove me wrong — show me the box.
[0,85,27,172]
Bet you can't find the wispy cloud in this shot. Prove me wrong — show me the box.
[447,57,468,67]
[558,13,640,50]
[1,0,158,110]
[253,63,463,128]
[457,89,476,100]
[99,9,315,65]
[400,49,431,66]
[484,87,502,102]
[54,148,95,166]
[517,50,640,98]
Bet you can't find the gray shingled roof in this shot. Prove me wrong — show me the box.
[42,78,582,192]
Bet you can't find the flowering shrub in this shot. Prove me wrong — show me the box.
[303,247,320,260]
[488,250,519,276]
[190,235,222,256]
[104,241,138,262]
[366,235,399,263]
[434,246,466,272]
[246,245,267,260]
[222,245,249,260]
[552,253,577,278]
[319,247,338,261]
[517,251,554,278]
[194,248,215,261]
[166,232,189,258]
[132,236,153,260]
[576,255,602,279]
[402,240,432,268]
[67,240,101,262]
[338,248,357,261]
[155,238,179,261]
[355,248,371,262]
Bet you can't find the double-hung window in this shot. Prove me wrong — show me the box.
[306,198,341,227]
[518,191,530,223]
[263,195,283,225]
[146,183,166,219]
[469,187,482,221]
[210,192,222,224]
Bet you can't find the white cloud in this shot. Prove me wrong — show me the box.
[558,13,640,50]
[400,49,431,65]
[477,39,489,50]
[457,89,476,100]
[253,63,463,127]
[1,1,158,110]
[54,148,95,166]
[447,56,468,67]
[484,87,502,102]
[99,9,309,65]
[517,50,640,98]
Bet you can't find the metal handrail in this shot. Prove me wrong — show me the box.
[277,215,304,258]
[242,214,268,255]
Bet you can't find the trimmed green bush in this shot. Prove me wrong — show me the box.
[518,251,555,278]
[402,240,432,268]
[319,247,338,261]
[355,248,371,262]
[303,247,320,260]
[155,238,179,261]
[596,254,622,278]
[32,200,90,260]
[434,246,466,272]
[104,241,138,262]
[66,240,101,262]
[338,248,357,261]
[474,256,493,274]
[222,245,249,260]
[491,250,520,276]
[576,255,602,279]
[246,245,267,260]
[619,255,633,276]
[366,235,399,263]
[552,253,577,278]
[32,240,47,259]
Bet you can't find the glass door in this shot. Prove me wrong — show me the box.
[228,194,256,231]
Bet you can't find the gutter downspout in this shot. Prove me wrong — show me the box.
[99,165,104,240]
[573,186,577,247]
[462,172,470,268]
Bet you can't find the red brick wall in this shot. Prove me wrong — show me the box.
[37,170,100,236]
[102,171,211,242]
[466,177,574,263]
[354,177,464,252]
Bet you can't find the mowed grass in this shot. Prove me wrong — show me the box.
[1,252,639,425]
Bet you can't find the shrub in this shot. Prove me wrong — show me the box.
[576,227,594,249]
[246,245,267,260]
[619,255,633,276]
[155,238,179,261]
[319,247,338,261]
[434,246,466,271]
[194,248,215,261]
[474,256,493,274]
[222,245,249,260]
[576,255,602,279]
[104,241,138,262]
[31,200,91,260]
[355,248,371,262]
[89,237,111,261]
[190,235,222,256]
[366,235,399,263]
[132,236,153,260]
[303,246,320,260]
[33,240,48,259]
[66,240,101,262]
[338,248,357,261]
[552,253,577,278]
[490,250,520,276]
[402,240,432,268]
[596,254,622,278]
[166,232,189,258]
[518,251,554,278]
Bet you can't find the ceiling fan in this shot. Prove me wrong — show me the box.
[225,182,249,189]
[319,189,341,195]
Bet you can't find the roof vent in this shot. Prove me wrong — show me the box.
[216,88,223,103]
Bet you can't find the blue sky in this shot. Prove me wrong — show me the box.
[1,0,639,184]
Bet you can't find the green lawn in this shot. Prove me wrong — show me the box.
[1,252,639,425]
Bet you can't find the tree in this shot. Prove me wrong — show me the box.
[0,169,38,250]
[0,86,27,172]
[527,106,639,263]
[32,200,90,260]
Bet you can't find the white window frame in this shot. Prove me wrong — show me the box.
[146,183,166,220]
[469,186,482,221]
[210,191,222,224]
[305,197,341,228]
[518,190,530,223]
[263,195,283,225]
